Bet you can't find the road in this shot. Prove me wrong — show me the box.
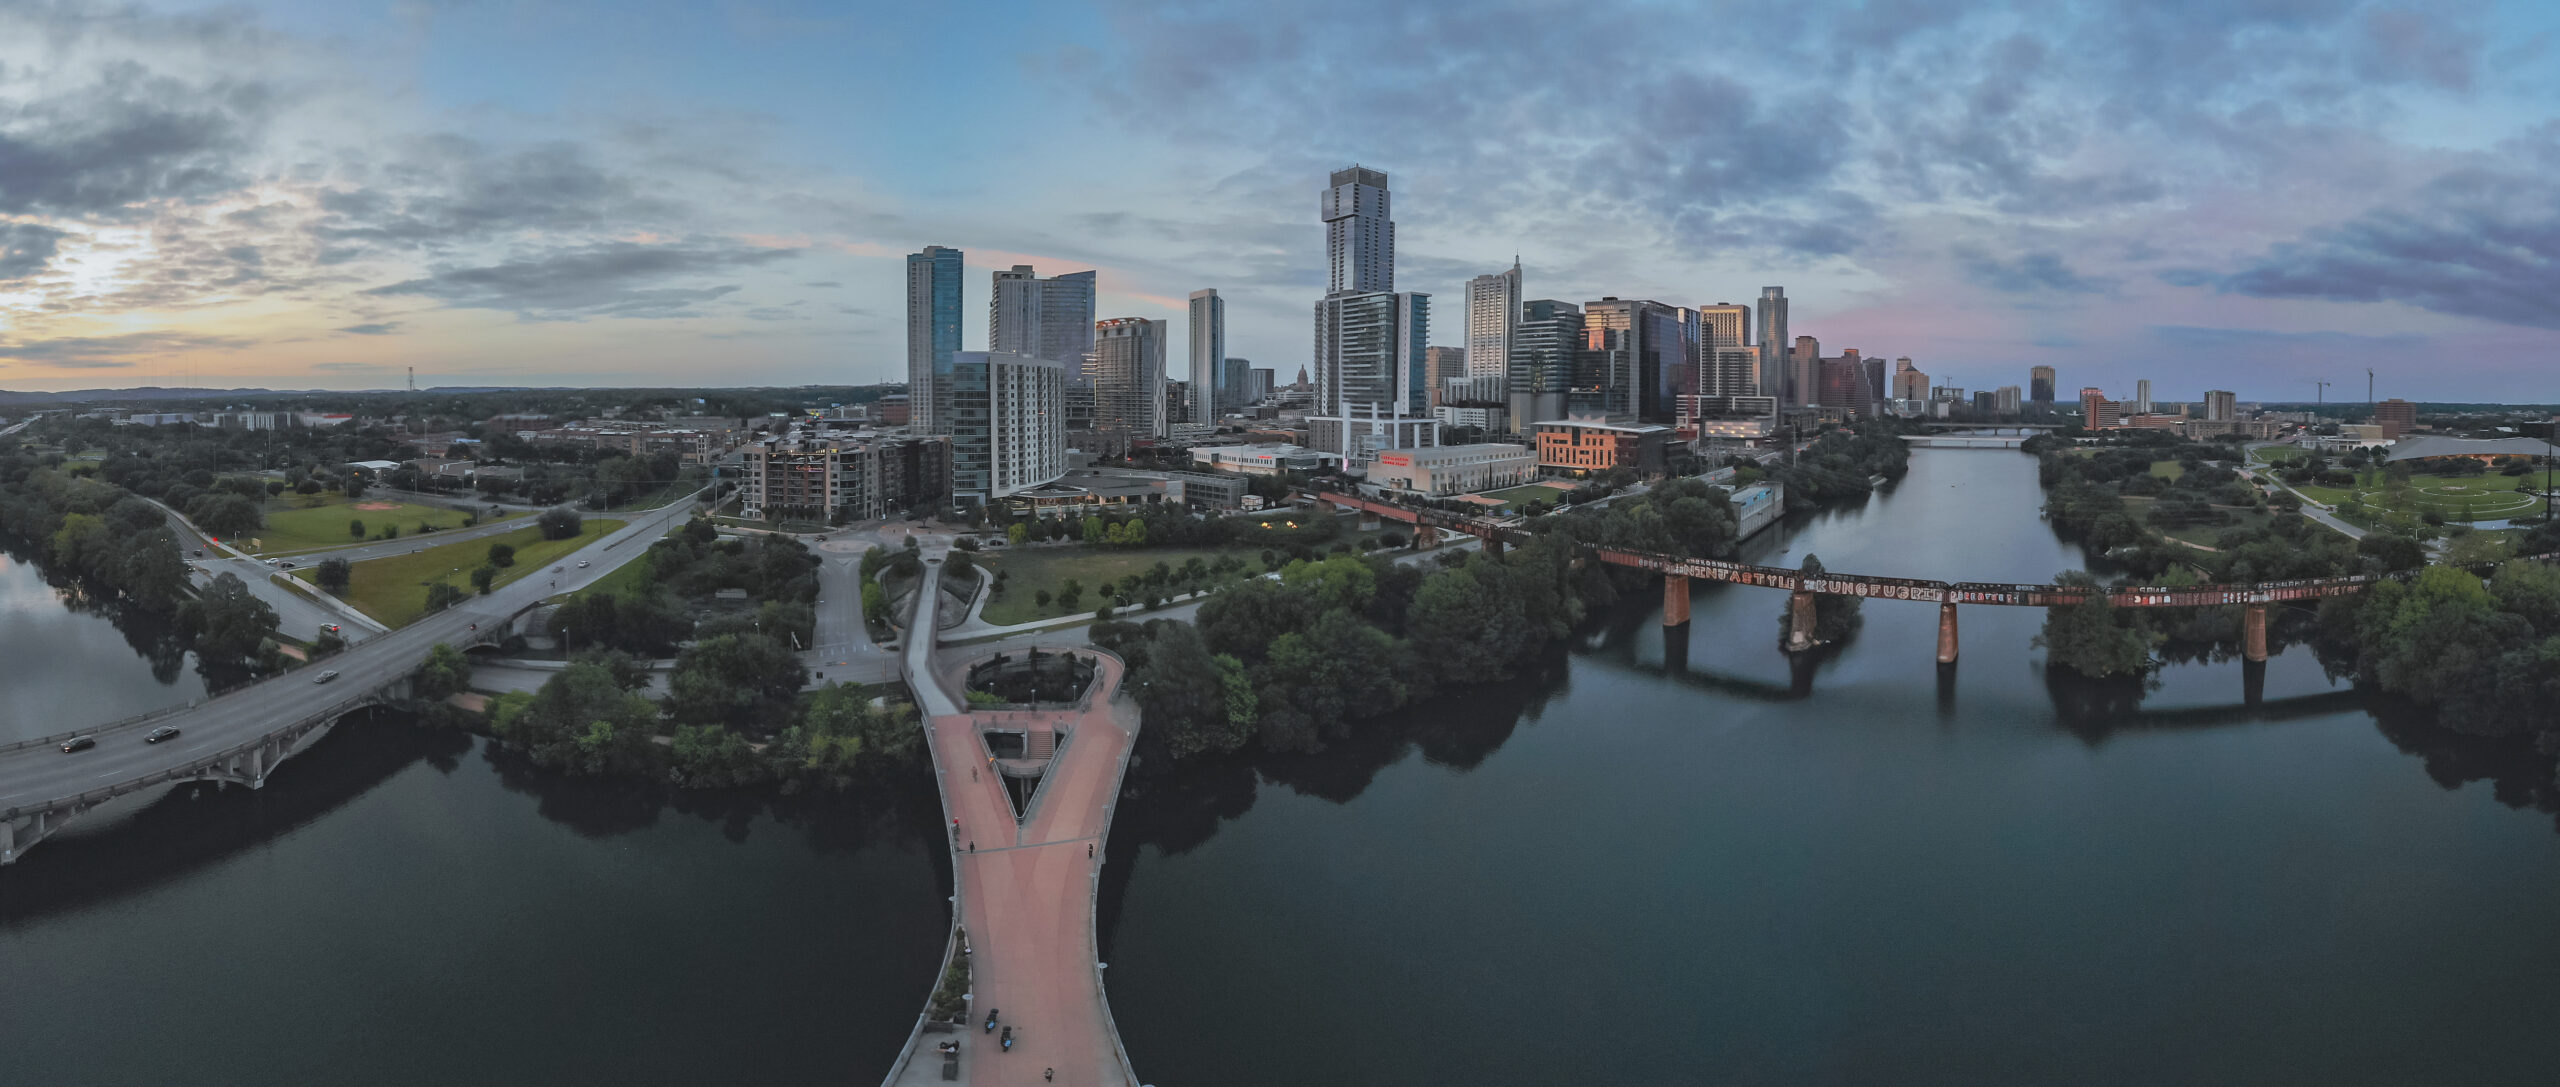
[0,491,707,827]
[2237,441,2368,541]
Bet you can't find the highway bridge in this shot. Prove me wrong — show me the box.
[1313,486,2553,663]
[0,493,706,865]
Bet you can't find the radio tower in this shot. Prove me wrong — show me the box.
[407,366,415,393]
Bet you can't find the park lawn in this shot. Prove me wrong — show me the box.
[297,518,625,627]
[2319,473,2548,521]
[2148,461,2186,481]
[251,494,518,554]
[976,545,1244,625]
[563,555,655,601]
[2252,446,2306,466]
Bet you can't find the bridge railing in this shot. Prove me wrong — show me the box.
[2,693,382,820]
[0,702,194,755]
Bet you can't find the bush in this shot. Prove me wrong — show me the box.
[349,519,366,538]
[538,506,584,540]
[487,542,516,567]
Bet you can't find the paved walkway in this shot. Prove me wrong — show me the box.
[889,561,1141,1087]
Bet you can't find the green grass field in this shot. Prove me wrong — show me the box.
[250,494,518,554]
[298,518,625,626]
[563,554,655,601]
[976,546,1246,625]
[2251,446,2307,466]
[2148,461,2186,481]
[2315,472,2549,522]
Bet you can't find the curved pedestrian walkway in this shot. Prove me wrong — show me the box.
[888,561,1142,1087]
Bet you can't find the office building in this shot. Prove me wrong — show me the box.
[1995,385,2022,413]
[2135,379,2153,415]
[1893,360,1930,401]
[2376,398,2416,439]
[1791,336,1821,413]
[1311,165,1436,456]
[1091,318,1168,437]
[1466,260,1522,380]
[1577,297,1693,423]
[1366,443,1539,496]
[1534,419,1675,475]
[2082,386,2122,430]
[1312,290,1436,455]
[2030,365,2056,404]
[1248,367,1275,404]
[1679,394,1780,438]
[1219,357,1252,412]
[1507,299,1580,433]
[1424,346,1467,404]
[1187,289,1223,426]
[949,351,1066,503]
[1757,287,1791,407]
[905,245,964,432]
[1974,391,1996,412]
[2204,389,2237,422]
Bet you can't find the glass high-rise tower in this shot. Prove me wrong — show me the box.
[906,245,964,433]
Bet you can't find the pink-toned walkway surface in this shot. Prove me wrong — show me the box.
[890,562,1140,1087]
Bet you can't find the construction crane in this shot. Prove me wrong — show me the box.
[2313,380,2331,404]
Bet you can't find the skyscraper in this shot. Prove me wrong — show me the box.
[1311,166,1435,454]
[1996,385,2022,413]
[1091,318,1168,437]
[1187,289,1223,425]
[2375,398,2415,438]
[1424,346,1467,405]
[1507,299,1581,433]
[990,265,1097,378]
[1219,357,1251,410]
[1578,297,1694,423]
[1757,287,1790,407]
[1696,302,1754,396]
[906,245,964,433]
[1790,336,1820,412]
[2030,365,2056,404]
[2135,378,2153,416]
[2204,389,2237,422]
[1323,166,1394,294]
[1466,260,1522,380]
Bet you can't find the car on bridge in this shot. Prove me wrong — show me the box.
[60,736,94,753]
[314,670,341,684]
[145,726,181,744]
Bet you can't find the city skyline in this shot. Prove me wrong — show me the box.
[1,1,2556,400]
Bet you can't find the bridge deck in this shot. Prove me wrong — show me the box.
[891,562,1139,1087]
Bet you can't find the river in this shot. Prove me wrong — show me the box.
[7,449,2560,1084]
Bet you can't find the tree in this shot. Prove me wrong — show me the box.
[665,633,808,729]
[414,643,471,700]
[345,474,367,500]
[2358,532,2427,573]
[382,523,399,540]
[185,491,264,539]
[349,518,366,539]
[470,564,499,595]
[181,572,280,664]
[1008,523,1029,547]
[538,505,584,540]
[487,541,516,567]
[1127,622,1254,757]
[1406,559,1542,683]
[1035,588,1053,610]
[2035,572,2157,677]
[1058,578,1084,612]
[424,581,467,613]
[316,557,352,594]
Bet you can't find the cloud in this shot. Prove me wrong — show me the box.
[310,361,386,372]
[1957,247,2114,294]
[0,223,68,280]
[336,322,400,335]
[0,330,253,365]
[2190,160,2560,328]
[0,55,276,220]
[364,239,799,319]
[311,136,681,252]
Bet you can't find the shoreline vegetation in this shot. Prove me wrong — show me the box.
[2025,427,2560,761]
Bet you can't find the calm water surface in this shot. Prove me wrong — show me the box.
[0,551,207,742]
[7,451,2559,1085]
[1099,448,2560,1085]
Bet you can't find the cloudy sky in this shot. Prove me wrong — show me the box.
[2,0,2555,401]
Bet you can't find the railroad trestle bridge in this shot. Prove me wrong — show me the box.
[1314,487,2549,664]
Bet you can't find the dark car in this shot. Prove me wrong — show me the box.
[192,548,205,557]
[145,726,181,744]
[315,670,341,684]
[60,736,95,753]
[278,561,295,569]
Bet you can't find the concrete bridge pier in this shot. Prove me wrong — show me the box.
[2243,603,2269,663]
[1785,590,1817,652]
[1662,574,1691,627]
[1936,602,1960,664]
[1484,537,1504,558]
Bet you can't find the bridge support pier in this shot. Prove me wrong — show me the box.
[1936,602,1960,664]
[2243,603,2269,663]
[1662,574,1691,627]
[1484,537,1504,558]
[1786,590,1817,652]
